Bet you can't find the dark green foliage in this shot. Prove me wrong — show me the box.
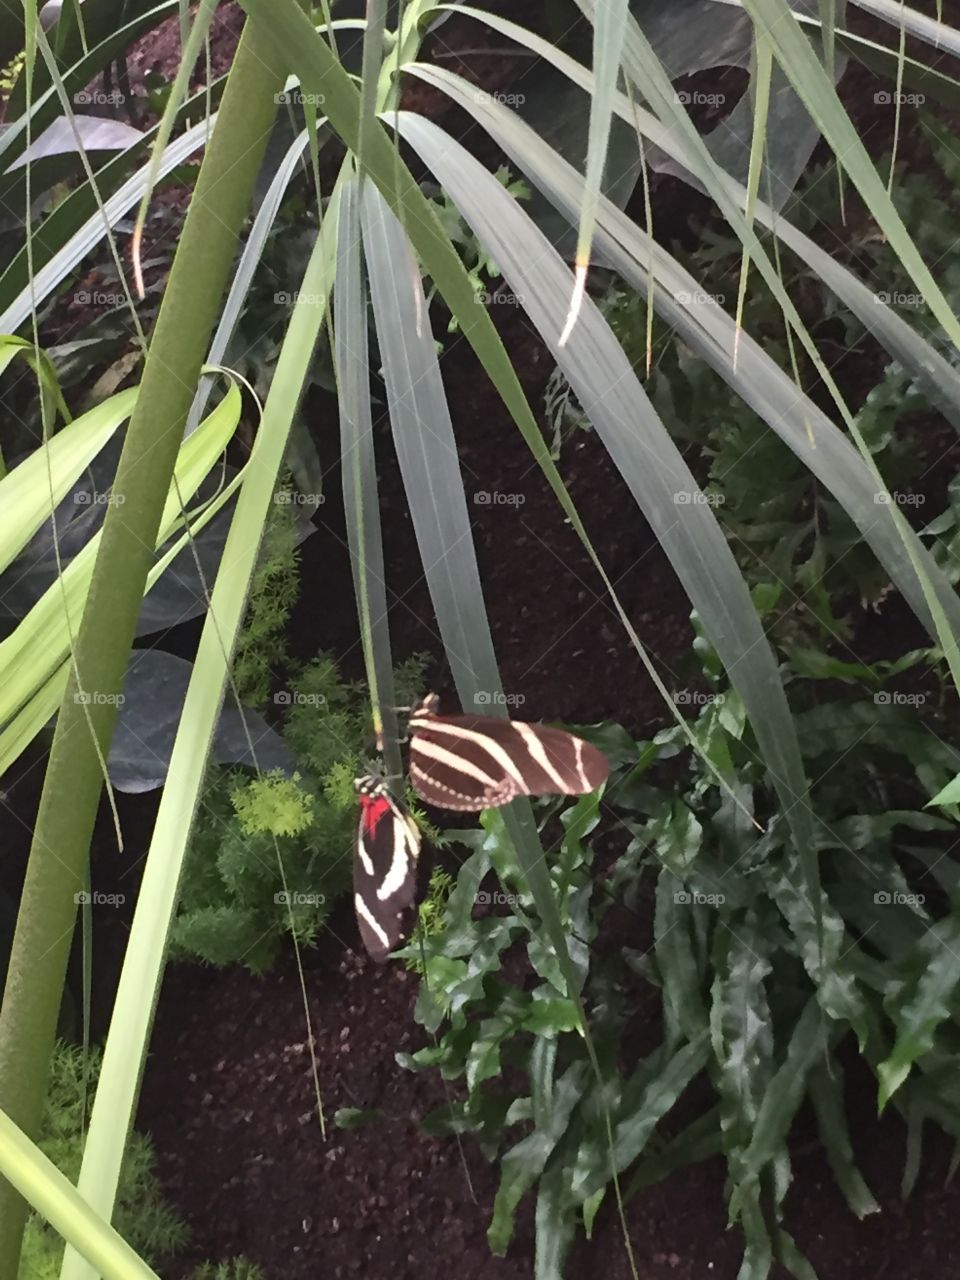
[546,121,960,647]
[189,1261,265,1280]
[232,493,302,705]
[405,641,960,1278]
[19,1043,186,1279]
[173,652,428,971]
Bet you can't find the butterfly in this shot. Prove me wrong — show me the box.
[352,774,426,961]
[353,695,609,959]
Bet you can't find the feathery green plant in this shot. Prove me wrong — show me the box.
[173,650,428,971]
[18,1043,186,1279]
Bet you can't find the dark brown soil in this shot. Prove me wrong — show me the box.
[140,944,960,1280]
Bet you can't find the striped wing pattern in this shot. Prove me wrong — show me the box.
[353,776,423,961]
[407,697,610,811]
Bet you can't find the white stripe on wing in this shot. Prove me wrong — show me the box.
[355,892,390,950]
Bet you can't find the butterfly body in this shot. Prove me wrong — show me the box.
[353,775,423,962]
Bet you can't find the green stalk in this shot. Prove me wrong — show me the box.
[0,21,287,1275]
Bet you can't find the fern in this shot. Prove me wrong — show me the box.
[231,772,314,838]
[18,1044,187,1279]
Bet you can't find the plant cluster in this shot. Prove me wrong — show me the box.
[19,1042,186,1278]
[174,643,430,971]
[404,625,959,1278]
[546,117,960,647]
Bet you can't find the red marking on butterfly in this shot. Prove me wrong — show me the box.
[359,793,391,836]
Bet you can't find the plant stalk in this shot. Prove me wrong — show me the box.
[0,19,287,1274]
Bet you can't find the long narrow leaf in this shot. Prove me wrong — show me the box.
[61,179,346,1280]
[395,110,820,933]
[334,172,401,780]
[404,61,960,647]
[0,1110,159,1280]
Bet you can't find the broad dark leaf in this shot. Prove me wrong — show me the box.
[106,651,295,792]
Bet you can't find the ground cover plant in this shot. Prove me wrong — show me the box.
[0,2,959,1279]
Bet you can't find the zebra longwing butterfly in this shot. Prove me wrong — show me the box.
[407,693,609,811]
[353,775,426,961]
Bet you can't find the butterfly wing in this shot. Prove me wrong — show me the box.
[407,705,609,811]
[353,780,423,961]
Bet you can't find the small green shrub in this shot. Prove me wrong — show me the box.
[189,1260,265,1280]
[173,652,429,971]
[19,1043,186,1279]
[231,494,302,706]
